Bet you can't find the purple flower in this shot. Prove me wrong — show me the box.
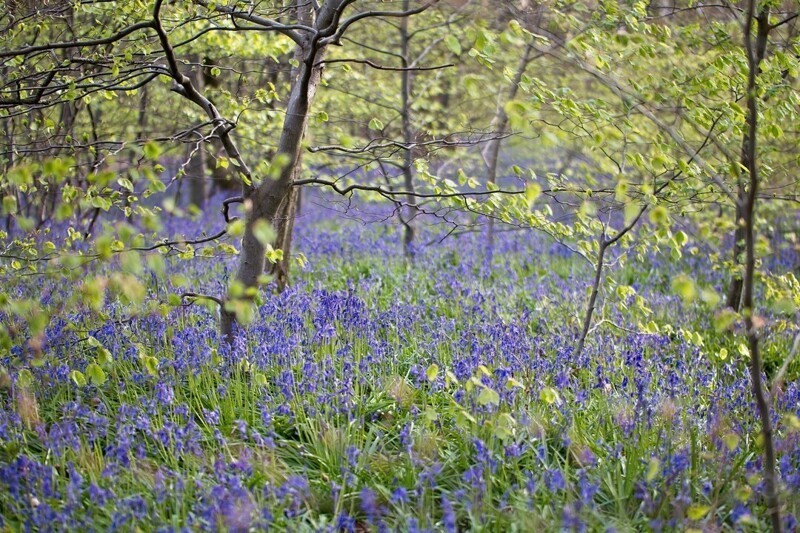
[391,486,409,505]
[360,486,383,523]
[441,494,457,533]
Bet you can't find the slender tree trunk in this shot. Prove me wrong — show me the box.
[482,44,533,261]
[726,195,745,310]
[400,0,417,258]
[574,206,647,359]
[726,112,753,312]
[187,54,207,209]
[266,0,312,291]
[268,184,299,291]
[575,239,606,358]
[741,4,781,531]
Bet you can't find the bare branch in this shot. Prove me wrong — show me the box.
[315,58,453,71]
[0,21,155,58]
[192,0,311,45]
[319,1,439,46]
[181,292,224,307]
[292,176,526,199]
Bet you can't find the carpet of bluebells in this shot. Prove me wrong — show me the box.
[1,196,799,532]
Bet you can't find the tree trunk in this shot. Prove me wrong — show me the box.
[725,195,745,310]
[482,43,533,262]
[187,54,207,209]
[574,239,606,359]
[220,2,336,343]
[741,4,781,531]
[400,0,417,258]
[268,184,299,291]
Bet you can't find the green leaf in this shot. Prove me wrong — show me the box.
[494,412,516,440]
[504,100,528,117]
[425,363,439,382]
[539,386,559,405]
[772,298,796,314]
[143,141,162,161]
[86,362,106,386]
[70,370,87,387]
[445,370,459,386]
[700,288,720,307]
[227,219,246,237]
[723,432,740,451]
[646,457,660,482]
[686,504,710,521]
[117,177,134,192]
[445,35,462,55]
[737,343,749,357]
[17,368,34,389]
[2,195,18,215]
[265,244,283,264]
[506,377,524,389]
[252,219,275,247]
[143,355,159,376]
[649,205,670,227]
[734,485,752,502]
[97,347,113,366]
[615,180,629,202]
[477,386,500,406]
[713,309,738,332]
[526,183,542,206]
[671,274,696,302]
[623,202,640,226]
[368,118,384,131]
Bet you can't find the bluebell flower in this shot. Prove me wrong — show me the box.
[390,486,409,505]
[440,494,457,533]
[155,382,174,406]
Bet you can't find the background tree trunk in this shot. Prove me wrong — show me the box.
[482,43,533,262]
[400,0,417,258]
[725,196,745,310]
[187,54,207,209]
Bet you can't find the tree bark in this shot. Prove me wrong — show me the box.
[187,54,207,209]
[725,196,745,310]
[220,2,338,343]
[400,0,417,258]
[268,184,299,291]
[573,206,646,359]
[482,43,533,261]
[741,4,781,531]
[574,239,606,359]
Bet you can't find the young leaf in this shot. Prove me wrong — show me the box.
[671,275,696,302]
[539,386,559,405]
[477,386,500,406]
[445,35,462,55]
[86,363,106,386]
[425,363,439,382]
[252,219,275,247]
[70,370,87,387]
[686,504,710,521]
[368,118,384,131]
